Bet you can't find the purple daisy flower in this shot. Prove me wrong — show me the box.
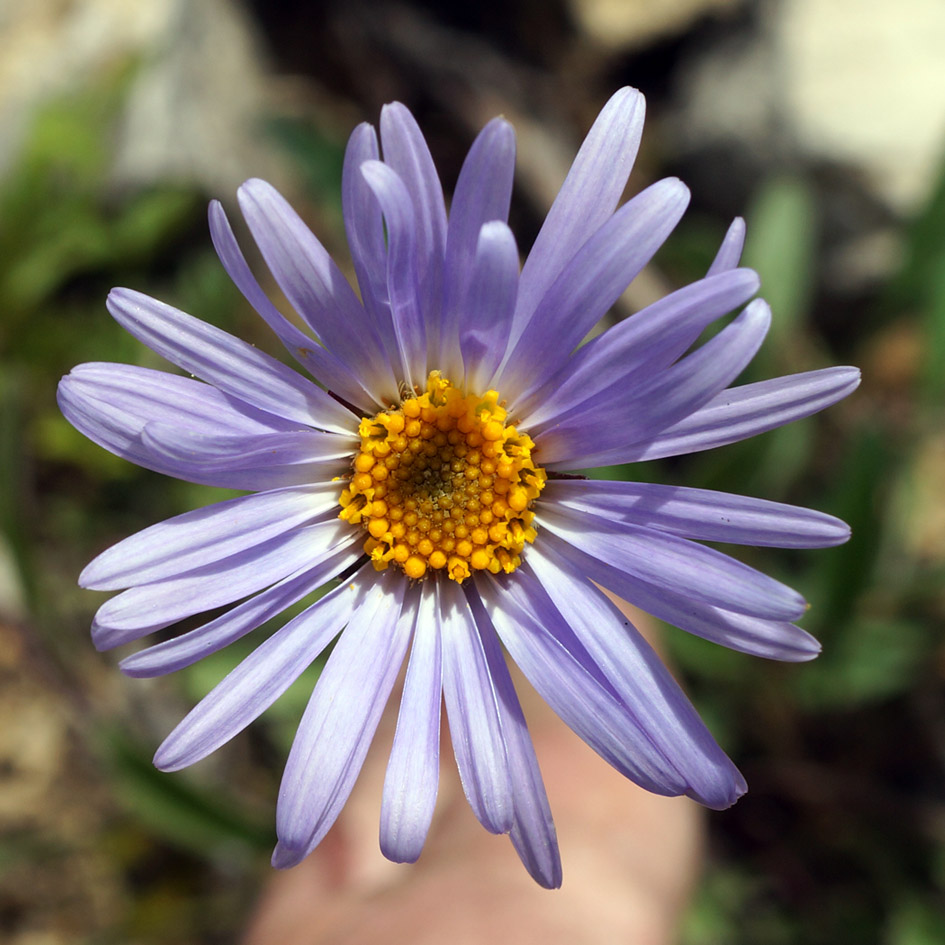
[58,88,859,888]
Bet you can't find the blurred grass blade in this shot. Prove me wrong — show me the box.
[103,730,272,859]
[744,175,818,349]
[811,425,890,629]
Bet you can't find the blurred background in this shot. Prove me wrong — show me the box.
[2,0,944,942]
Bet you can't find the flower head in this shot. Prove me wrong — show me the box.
[58,88,859,888]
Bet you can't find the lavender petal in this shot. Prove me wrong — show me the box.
[380,102,448,344]
[440,117,516,374]
[707,217,747,276]
[538,503,806,620]
[516,268,759,426]
[80,484,336,591]
[475,572,690,796]
[467,588,562,888]
[274,571,410,867]
[380,582,442,863]
[360,160,428,388]
[460,222,519,393]
[500,177,690,399]
[525,545,746,809]
[536,299,772,464]
[208,199,381,411]
[119,547,363,677]
[153,576,370,772]
[510,88,645,348]
[544,479,850,548]
[91,520,350,647]
[106,288,355,434]
[576,366,862,467]
[540,530,821,661]
[438,577,514,835]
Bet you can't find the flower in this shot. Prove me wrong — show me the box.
[58,87,859,888]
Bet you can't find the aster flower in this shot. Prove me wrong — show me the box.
[58,88,859,888]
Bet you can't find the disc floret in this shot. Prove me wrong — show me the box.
[339,372,546,582]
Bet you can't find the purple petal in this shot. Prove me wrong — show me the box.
[537,503,806,620]
[380,102,448,343]
[141,422,354,473]
[153,576,369,772]
[236,179,393,406]
[510,88,645,348]
[538,530,821,661]
[707,217,747,276]
[460,222,519,392]
[80,484,336,591]
[106,288,355,434]
[91,520,350,647]
[273,570,410,868]
[208,199,381,411]
[499,177,690,399]
[61,362,294,435]
[544,479,850,548]
[536,299,772,465]
[119,546,362,677]
[380,582,442,863]
[660,216,753,358]
[57,363,322,490]
[525,545,745,809]
[440,118,516,373]
[360,160,428,387]
[597,366,862,465]
[342,122,401,364]
[516,268,759,426]
[438,578,514,835]
[474,571,689,796]
[466,588,562,888]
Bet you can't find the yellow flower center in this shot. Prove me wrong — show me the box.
[339,372,546,582]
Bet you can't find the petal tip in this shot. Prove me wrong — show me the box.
[271,840,307,870]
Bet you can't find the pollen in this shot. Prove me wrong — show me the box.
[339,372,546,582]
